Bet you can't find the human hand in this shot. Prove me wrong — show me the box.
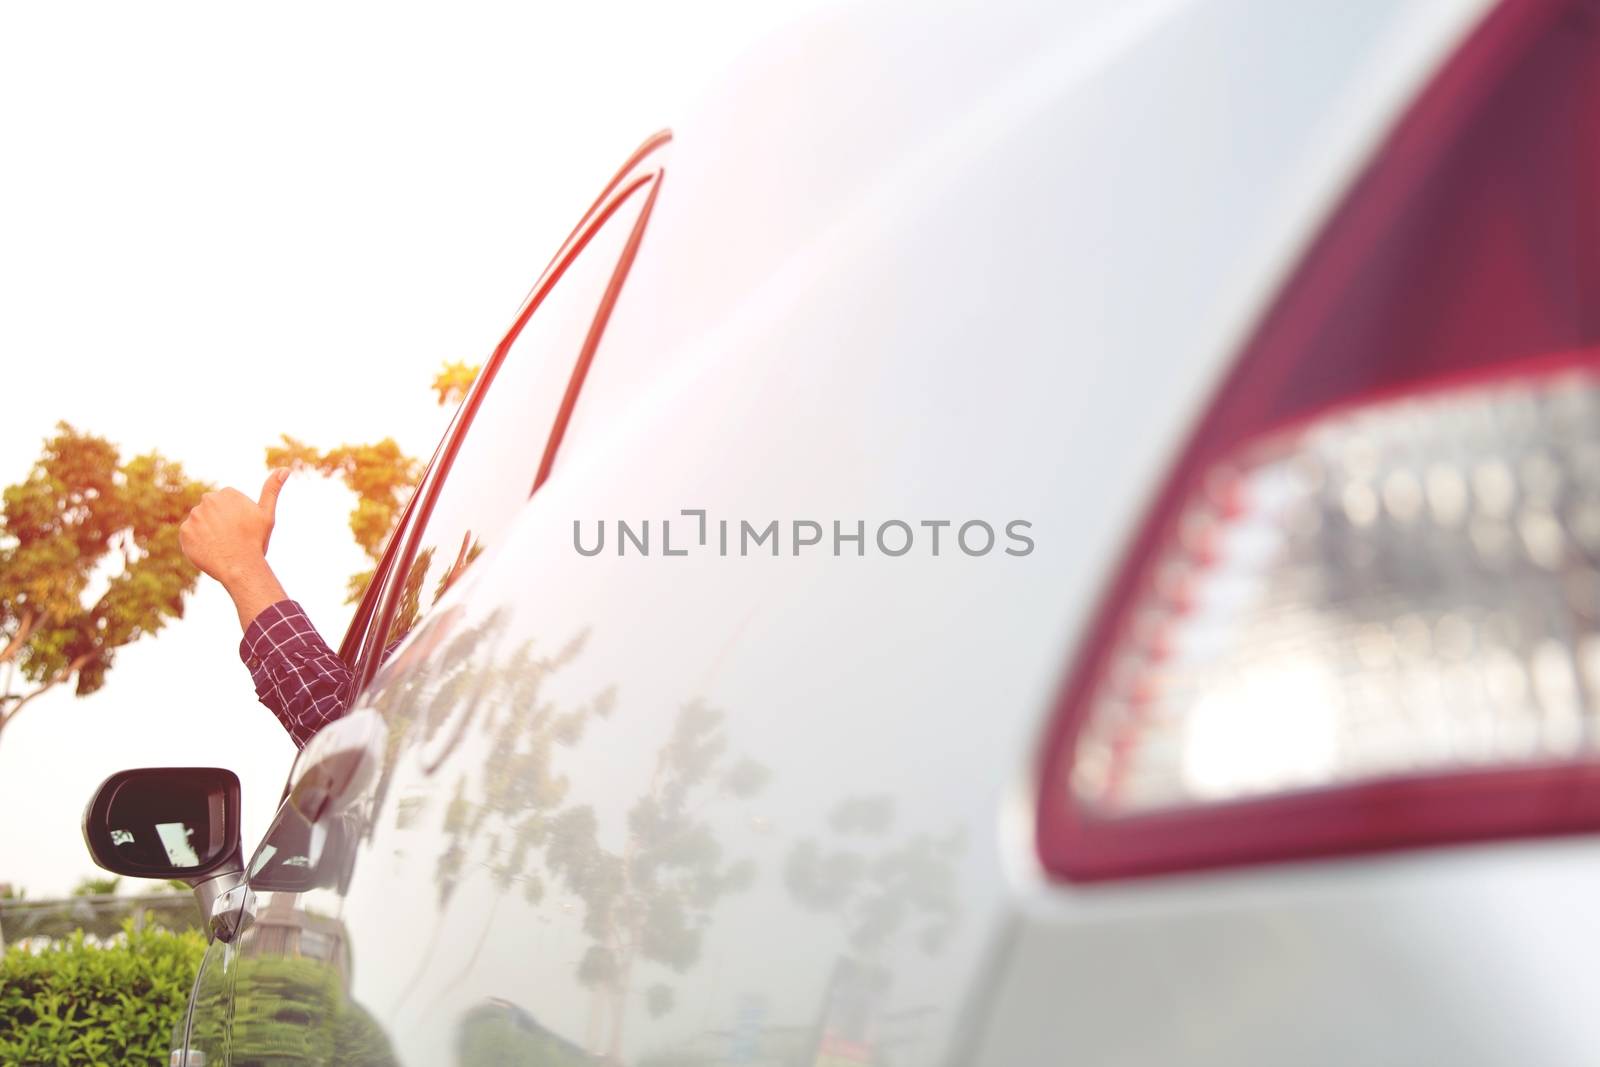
[179,469,290,587]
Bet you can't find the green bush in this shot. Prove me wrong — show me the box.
[0,917,204,1066]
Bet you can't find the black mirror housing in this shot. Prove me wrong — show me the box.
[83,767,242,883]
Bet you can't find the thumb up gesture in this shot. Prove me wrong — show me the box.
[180,469,291,585]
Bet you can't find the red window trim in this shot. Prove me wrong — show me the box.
[351,153,667,692]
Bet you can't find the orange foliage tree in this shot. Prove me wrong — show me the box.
[265,362,480,603]
[0,424,209,745]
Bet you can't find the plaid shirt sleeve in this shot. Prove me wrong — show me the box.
[238,599,354,748]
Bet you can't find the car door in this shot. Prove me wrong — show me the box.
[205,137,668,1067]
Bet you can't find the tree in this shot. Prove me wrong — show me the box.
[0,424,209,746]
[71,875,120,897]
[430,360,480,407]
[264,436,422,605]
[266,361,479,604]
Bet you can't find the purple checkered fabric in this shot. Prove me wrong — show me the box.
[239,599,354,748]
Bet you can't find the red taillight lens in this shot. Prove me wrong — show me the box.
[1038,0,1600,880]
[1075,366,1600,812]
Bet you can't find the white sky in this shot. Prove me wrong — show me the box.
[0,0,813,896]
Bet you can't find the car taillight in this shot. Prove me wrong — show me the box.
[1038,0,1600,880]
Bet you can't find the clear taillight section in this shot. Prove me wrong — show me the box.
[1071,368,1600,816]
[1038,0,1600,880]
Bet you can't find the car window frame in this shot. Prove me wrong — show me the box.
[347,144,669,696]
[335,417,457,668]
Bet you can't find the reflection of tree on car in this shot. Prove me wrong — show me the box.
[213,797,397,1065]
[453,998,594,1067]
[364,612,771,1061]
[187,890,396,1067]
[180,940,395,1067]
[619,800,970,1067]
[216,953,397,1067]
[784,794,965,959]
[364,607,508,832]
[544,700,769,1060]
[379,617,606,1018]
[783,795,967,1067]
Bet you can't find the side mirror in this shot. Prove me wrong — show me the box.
[83,767,250,941]
[83,767,240,879]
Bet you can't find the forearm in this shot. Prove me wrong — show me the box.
[220,557,290,632]
[238,599,353,747]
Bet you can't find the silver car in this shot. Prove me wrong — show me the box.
[84,0,1600,1062]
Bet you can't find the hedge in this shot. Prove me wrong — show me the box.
[0,918,205,1067]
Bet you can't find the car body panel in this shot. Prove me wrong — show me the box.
[192,0,1568,1064]
[975,838,1600,1065]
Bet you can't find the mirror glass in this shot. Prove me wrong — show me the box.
[94,768,236,875]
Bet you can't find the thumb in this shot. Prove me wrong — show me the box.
[259,467,289,519]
